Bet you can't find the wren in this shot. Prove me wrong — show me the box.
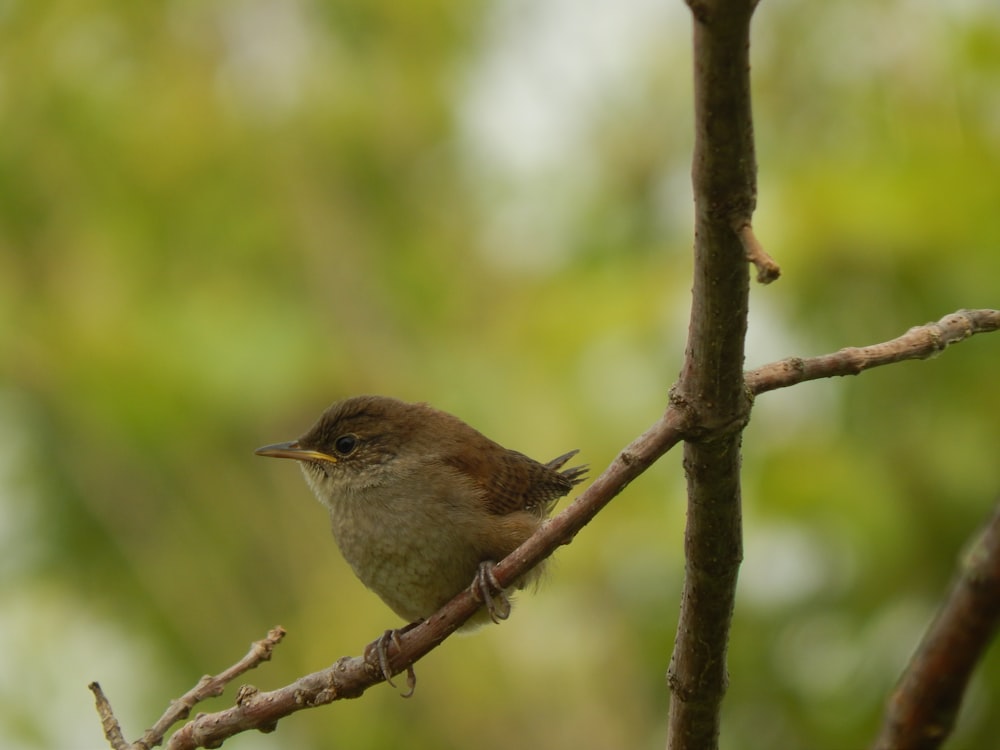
[255,395,586,675]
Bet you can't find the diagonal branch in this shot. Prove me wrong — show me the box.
[745,309,1000,395]
[871,500,1000,750]
[163,409,689,749]
[95,409,691,750]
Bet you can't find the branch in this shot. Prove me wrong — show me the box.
[94,409,690,750]
[872,501,1000,750]
[736,222,780,284]
[92,303,1000,748]
[89,682,128,750]
[668,1,761,749]
[745,309,1000,395]
[91,627,287,750]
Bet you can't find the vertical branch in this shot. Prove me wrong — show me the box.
[668,2,760,749]
[871,502,1000,750]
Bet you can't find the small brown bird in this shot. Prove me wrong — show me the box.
[256,395,586,632]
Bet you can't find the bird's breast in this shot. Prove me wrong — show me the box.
[325,485,486,622]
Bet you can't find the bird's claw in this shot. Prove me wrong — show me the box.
[471,561,511,623]
[372,628,417,698]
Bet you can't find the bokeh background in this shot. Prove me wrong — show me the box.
[2,0,999,748]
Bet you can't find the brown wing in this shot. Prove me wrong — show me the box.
[443,447,587,517]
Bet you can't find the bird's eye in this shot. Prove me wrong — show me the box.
[334,434,358,456]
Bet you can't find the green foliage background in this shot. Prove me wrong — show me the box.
[1,1,998,748]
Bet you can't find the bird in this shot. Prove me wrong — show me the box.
[255,395,586,690]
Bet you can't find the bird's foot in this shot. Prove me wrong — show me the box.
[470,561,511,623]
[370,625,418,698]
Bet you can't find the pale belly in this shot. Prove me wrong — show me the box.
[328,501,485,623]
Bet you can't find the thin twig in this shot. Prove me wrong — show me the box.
[745,309,1000,395]
[871,502,1000,750]
[736,222,780,284]
[93,627,287,750]
[89,682,129,750]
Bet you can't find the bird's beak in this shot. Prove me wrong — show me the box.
[254,441,337,463]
